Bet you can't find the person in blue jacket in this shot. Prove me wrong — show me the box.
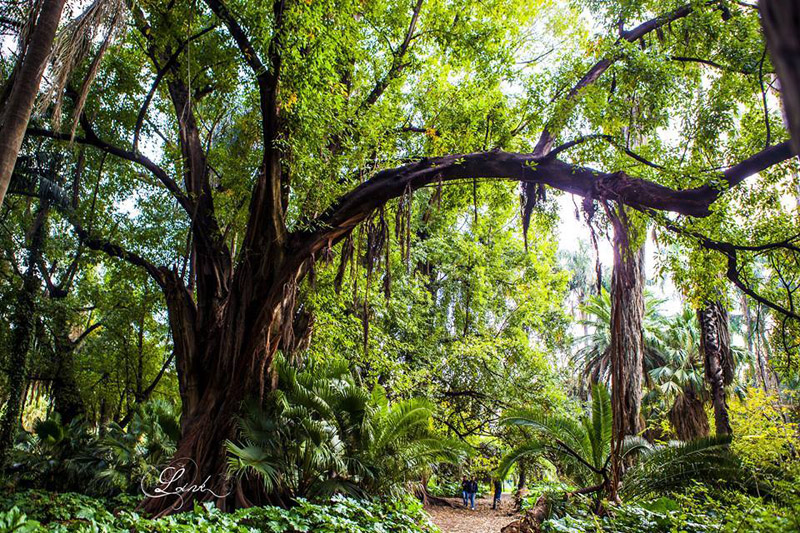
[492,478,503,510]
[467,477,478,510]
[461,476,470,507]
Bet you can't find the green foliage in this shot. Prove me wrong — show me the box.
[497,383,614,489]
[728,388,799,470]
[620,435,760,500]
[8,401,179,496]
[499,383,764,503]
[0,507,40,533]
[541,484,800,533]
[227,356,469,501]
[0,491,439,532]
[572,290,667,388]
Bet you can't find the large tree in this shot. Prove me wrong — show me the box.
[10,0,797,514]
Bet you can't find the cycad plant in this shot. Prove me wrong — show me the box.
[497,383,758,507]
[226,356,468,505]
[497,383,643,501]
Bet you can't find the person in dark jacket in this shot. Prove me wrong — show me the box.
[492,478,502,509]
[468,478,478,510]
[461,476,470,507]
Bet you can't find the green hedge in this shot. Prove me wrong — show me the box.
[0,490,440,533]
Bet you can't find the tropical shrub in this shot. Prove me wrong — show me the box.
[728,388,798,470]
[497,383,763,504]
[541,484,800,532]
[7,401,179,496]
[497,383,644,496]
[226,356,469,502]
[425,479,462,498]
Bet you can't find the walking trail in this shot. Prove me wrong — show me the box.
[425,496,517,533]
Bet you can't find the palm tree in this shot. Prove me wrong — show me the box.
[226,356,468,505]
[648,308,709,440]
[572,290,666,389]
[649,308,750,440]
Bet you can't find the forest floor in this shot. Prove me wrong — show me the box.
[425,496,518,533]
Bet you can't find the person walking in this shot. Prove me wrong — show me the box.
[468,477,478,510]
[461,476,470,507]
[492,478,502,510]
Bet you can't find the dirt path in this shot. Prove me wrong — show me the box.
[425,496,517,533]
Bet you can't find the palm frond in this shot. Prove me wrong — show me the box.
[496,441,548,479]
[621,435,760,500]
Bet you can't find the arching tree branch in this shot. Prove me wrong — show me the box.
[293,141,794,262]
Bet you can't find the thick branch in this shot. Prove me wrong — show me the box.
[132,25,217,152]
[207,0,288,250]
[72,220,167,287]
[360,0,424,111]
[549,133,666,169]
[659,218,800,322]
[71,322,103,346]
[294,142,794,261]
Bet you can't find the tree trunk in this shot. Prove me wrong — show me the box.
[50,313,85,424]
[0,0,66,209]
[697,302,733,436]
[139,260,292,516]
[761,0,800,156]
[0,206,48,467]
[607,205,645,500]
[668,386,710,441]
[513,460,528,511]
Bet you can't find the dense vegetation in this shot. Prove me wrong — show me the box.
[1,0,799,531]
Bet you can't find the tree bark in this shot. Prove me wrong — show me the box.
[697,302,733,436]
[0,206,48,467]
[139,262,293,516]
[761,0,800,155]
[668,386,710,441]
[607,205,645,500]
[0,0,66,209]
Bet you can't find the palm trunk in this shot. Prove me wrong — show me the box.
[0,0,66,208]
[0,206,48,467]
[668,386,709,441]
[697,302,733,436]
